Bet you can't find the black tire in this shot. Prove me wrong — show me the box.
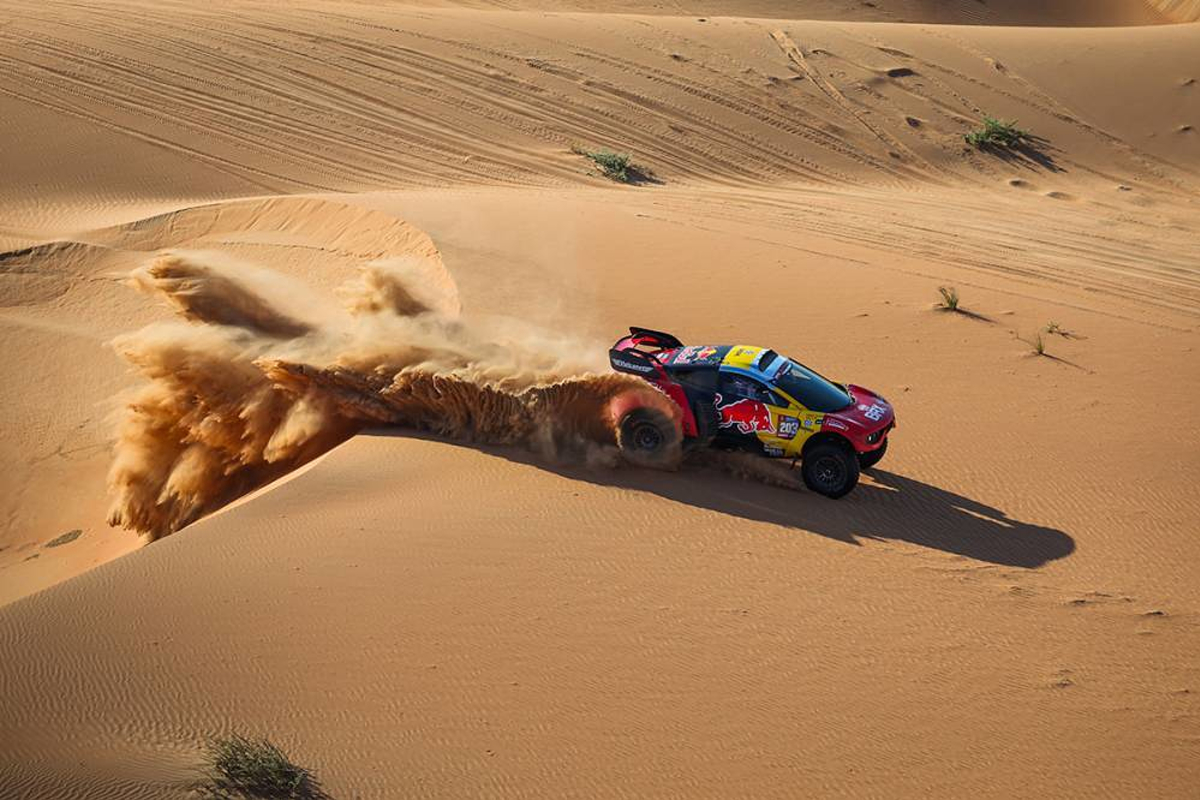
[858,437,888,471]
[617,408,681,469]
[802,440,860,499]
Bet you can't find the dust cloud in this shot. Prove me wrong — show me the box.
[107,251,676,539]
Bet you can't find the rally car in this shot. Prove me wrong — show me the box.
[609,327,895,498]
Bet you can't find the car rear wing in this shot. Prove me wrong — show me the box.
[627,326,682,350]
[609,347,664,377]
[612,326,683,353]
[610,327,682,378]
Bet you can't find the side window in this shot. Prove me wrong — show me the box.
[719,374,783,407]
[676,368,718,393]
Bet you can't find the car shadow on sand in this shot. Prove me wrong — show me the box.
[368,431,1075,568]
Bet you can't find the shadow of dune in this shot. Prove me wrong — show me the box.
[366,431,1075,569]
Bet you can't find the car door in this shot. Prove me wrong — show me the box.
[766,388,824,457]
[714,373,794,456]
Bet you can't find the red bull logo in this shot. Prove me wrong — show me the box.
[674,345,721,365]
[716,394,774,435]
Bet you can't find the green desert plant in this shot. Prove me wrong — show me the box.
[1022,330,1047,356]
[965,116,1031,149]
[572,146,635,183]
[201,734,323,799]
[937,285,960,312]
[1044,320,1087,340]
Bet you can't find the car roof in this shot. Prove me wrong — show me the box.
[658,344,781,381]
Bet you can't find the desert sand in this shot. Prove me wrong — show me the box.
[1,0,1199,797]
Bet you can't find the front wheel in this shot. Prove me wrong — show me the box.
[802,441,860,499]
[858,437,888,471]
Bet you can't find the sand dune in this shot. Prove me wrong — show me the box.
[0,197,455,601]
[2,0,1197,243]
[335,0,1188,25]
[1,0,1198,797]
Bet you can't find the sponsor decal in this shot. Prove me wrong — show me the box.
[612,357,655,374]
[777,415,801,440]
[672,345,721,365]
[715,393,775,435]
[824,417,849,431]
[863,403,886,422]
[675,345,720,365]
[763,446,785,457]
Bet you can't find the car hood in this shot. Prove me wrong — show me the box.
[823,384,895,432]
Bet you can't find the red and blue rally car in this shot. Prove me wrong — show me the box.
[610,327,895,498]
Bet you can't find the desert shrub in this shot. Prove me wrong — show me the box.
[965,117,1031,149]
[937,286,959,311]
[201,734,323,799]
[573,146,635,183]
[1022,330,1047,356]
[1044,320,1086,340]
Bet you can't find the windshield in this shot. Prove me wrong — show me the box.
[772,359,853,412]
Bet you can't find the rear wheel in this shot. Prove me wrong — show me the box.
[858,437,888,471]
[617,408,681,469]
[802,441,860,499]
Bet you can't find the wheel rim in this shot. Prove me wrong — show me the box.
[811,454,845,490]
[633,424,663,451]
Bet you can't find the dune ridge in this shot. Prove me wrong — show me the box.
[0,196,482,601]
[324,0,1181,25]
